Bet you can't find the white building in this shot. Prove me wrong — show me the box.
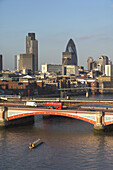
[62,65,79,76]
[105,65,113,77]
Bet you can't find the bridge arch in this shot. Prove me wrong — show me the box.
[8,110,96,125]
[6,109,113,132]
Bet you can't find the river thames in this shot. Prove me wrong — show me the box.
[1,95,113,170]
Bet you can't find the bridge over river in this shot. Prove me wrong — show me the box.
[1,98,113,108]
[60,98,113,107]
[1,106,113,132]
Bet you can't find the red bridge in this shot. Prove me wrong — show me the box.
[1,106,113,132]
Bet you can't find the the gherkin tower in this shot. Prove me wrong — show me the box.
[62,39,78,66]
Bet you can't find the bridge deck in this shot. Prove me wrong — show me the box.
[7,107,113,126]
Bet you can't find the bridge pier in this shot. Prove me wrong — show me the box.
[94,111,105,132]
[0,106,34,127]
[0,106,8,127]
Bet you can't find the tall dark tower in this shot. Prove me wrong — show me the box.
[0,55,3,71]
[62,39,78,66]
[26,33,38,72]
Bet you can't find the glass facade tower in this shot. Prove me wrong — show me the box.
[62,39,78,66]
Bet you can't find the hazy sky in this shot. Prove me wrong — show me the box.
[0,0,113,70]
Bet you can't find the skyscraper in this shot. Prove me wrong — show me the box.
[62,39,78,66]
[0,55,3,71]
[98,55,108,74]
[26,33,38,72]
[62,39,78,75]
[87,57,93,71]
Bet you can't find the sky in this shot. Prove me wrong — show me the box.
[0,0,113,70]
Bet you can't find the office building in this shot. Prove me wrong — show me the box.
[105,65,113,77]
[15,54,34,72]
[62,39,78,66]
[92,61,98,70]
[20,54,34,72]
[26,33,38,72]
[98,55,108,74]
[87,57,93,71]
[15,33,38,73]
[63,65,79,76]
[0,55,3,71]
[15,55,20,71]
[62,39,78,75]
[42,64,62,74]
[87,55,110,76]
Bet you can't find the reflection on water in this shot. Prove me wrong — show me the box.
[72,94,113,100]
[1,116,113,170]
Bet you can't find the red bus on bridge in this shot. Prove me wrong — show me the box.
[46,102,62,109]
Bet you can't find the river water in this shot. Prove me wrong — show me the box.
[1,116,113,170]
[1,95,113,170]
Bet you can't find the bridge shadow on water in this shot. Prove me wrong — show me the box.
[34,115,94,134]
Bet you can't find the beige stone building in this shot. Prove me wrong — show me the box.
[26,33,38,72]
[19,54,34,71]
[15,33,38,73]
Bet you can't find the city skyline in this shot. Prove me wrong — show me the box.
[0,0,113,70]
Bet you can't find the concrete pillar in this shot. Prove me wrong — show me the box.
[94,111,105,131]
[0,106,8,127]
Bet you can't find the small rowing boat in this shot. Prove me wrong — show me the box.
[29,138,43,149]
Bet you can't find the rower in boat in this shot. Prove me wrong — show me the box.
[29,138,43,149]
